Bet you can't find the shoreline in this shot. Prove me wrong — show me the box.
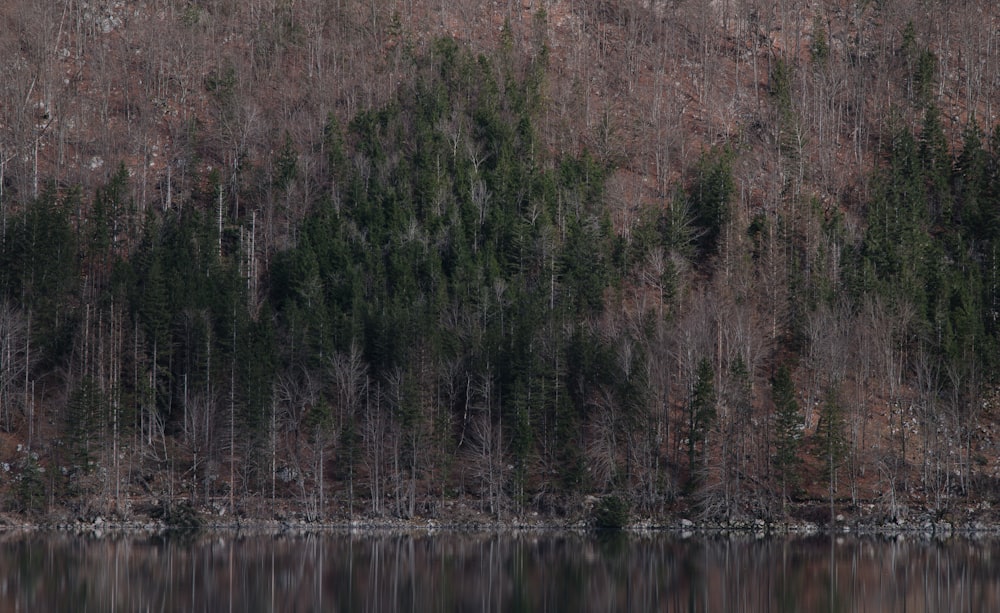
[3,492,998,538]
[3,512,1000,539]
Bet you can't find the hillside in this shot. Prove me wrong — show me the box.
[2,0,1000,527]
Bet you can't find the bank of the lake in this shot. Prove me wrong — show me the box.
[4,497,1000,540]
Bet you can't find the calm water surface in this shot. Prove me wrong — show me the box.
[0,529,997,612]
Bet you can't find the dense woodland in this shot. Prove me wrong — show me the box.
[3,0,1000,525]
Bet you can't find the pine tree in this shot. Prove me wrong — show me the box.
[687,149,734,256]
[687,358,716,483]
[919,105,952,222]
[816,386,847,521]
[772,365,801,507]
[955,120,989,240]
[64,376,104,477]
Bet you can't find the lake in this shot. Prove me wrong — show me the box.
[0,529,997,611]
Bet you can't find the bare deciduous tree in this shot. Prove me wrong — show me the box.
[0,302,32,431]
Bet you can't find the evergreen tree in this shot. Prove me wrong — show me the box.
[919,105,953,222]
[954,120,990,240]
[63,376,105,477]
[687,148,734,256]
[772,365,801,506]
[815,386,847,518]
[861,125,931,308]
[687,358,716,482]
[1,186,79,363]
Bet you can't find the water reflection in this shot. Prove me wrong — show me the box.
[0,529,997,612]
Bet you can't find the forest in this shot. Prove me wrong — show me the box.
[2,0,1000,527]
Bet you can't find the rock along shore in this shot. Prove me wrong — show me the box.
[2,508,1000,540]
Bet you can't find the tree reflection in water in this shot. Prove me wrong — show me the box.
[0,531,996,611]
